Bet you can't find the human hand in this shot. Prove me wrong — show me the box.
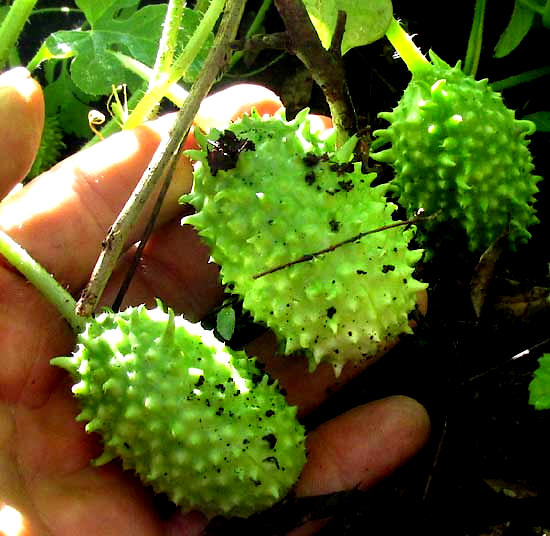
[0,67,430,535]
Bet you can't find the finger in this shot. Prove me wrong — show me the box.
[194,83,283,134]
[0,86,284,404]
[297,396,430,495]
[0,118,192,292]
[99,216,427,410]
[99,218,225,323]
[244,290,427,417]
[0,84,283,294]
[289,396,430,535]
[5,381,166,536]
[0,68,44,199]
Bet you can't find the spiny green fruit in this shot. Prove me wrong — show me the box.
[529,353,550,410]
[183,109,426,373]
[27,114,65,180]
[371,51,542,253]
[51,302,306,518]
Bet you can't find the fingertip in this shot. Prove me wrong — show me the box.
[195,83,283,132]
[0,68,44,197]
[296,395,430,497]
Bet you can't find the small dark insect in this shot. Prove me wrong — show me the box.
[207,130,256,176]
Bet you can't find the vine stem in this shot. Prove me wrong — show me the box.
[0,0,38,70]
[385,16,431,76]
[149,0,186,88]
[274,0,355,146]
[228,0,273,70]
[464,0,487,78]
[0,230,86,332]
[109,52,189,107]
[75,0,247,317]
[123,0,226,130]
[490,65,550,91]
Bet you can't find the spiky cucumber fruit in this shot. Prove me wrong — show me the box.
[183,109,427,373]
[529,353,550,410]
[51,303,306,518]
[371,51,541,252]
[27,114,65,180]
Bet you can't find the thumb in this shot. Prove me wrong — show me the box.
[0,67,44,199]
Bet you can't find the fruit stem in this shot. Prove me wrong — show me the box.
[385,16,431,76]
[0,230,87,333]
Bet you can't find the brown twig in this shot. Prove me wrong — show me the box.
[329,10,347,56]
[252,211,440,280]
[232,31,291,52]
[274,0,356,144]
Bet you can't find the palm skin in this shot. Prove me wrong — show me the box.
[0,68,430,535]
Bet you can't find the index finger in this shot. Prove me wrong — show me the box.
[0,68,44,198]
[0,84,283,293]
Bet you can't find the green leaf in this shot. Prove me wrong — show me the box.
[529,353,550,409]
[0,6,9,23]
[75,0,138,27]
[494,0,536,58]
[303,0,392,54]
[43,62,94,139]
[30,4,165,95]
[30,4,210,96]
[523,111,550,132]
[216,306,236,341]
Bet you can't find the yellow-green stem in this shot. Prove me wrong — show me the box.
[0,0,38,69]
[124,0,226,130]
[385,16,431,76]
[110,52,189,107]
[149,0,186,87]
[0,230,86,332]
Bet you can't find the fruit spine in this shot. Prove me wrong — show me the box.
[371,51,541,252]
[51,302,306,518]
[183,109,426,373]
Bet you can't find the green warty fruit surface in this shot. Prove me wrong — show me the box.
[51,303,306,518]
[183,109,427,373]
[371,51,541,252]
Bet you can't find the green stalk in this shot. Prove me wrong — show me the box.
[385,17,431,76]
[0,0,38,70]
[123,0,225,130]
[518,0,545,15]
[464,0,487,78]
[169,0,225,83]
[109,52,189,107]
[0,230,86,332]
[228,0,272,70]
[150,0,186,83]
[543,0,550,28]
[490,65,550,91]
[144,0,186,122]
